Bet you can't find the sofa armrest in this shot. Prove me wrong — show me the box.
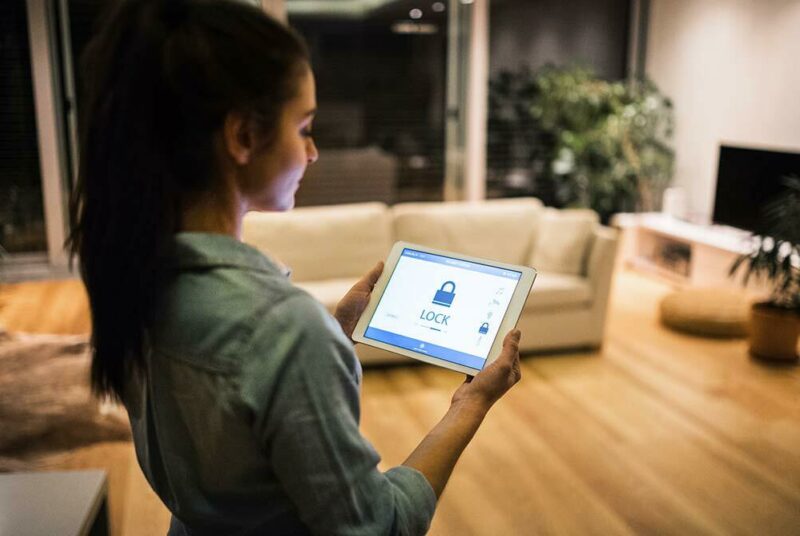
[587,226,619,287]
[586,225,620,342]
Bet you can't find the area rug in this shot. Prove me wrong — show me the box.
[0,327,131,470]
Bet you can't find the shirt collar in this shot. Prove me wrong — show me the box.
[171,232,291,278]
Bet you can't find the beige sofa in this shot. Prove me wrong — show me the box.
[242,198,619,365]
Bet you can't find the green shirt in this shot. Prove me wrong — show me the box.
[124,233,436,535]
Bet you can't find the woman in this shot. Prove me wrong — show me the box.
[68,1,522,534]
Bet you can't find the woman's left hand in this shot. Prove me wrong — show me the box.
[334,261,384,342]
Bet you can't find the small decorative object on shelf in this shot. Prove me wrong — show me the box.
[730,176,800,362]
[662,186,687,220]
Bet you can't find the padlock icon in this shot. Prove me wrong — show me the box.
[432,281,456,307]
[479,322,489,335]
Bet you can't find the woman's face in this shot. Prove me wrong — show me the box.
[243,67,318,212]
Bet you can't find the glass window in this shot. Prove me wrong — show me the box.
[486,0,631,201]
[0,0,46,255]
[287,0,449,206]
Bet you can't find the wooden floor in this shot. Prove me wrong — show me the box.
[1,269,798,535]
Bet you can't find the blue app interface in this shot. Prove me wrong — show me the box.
[364,248,522,370]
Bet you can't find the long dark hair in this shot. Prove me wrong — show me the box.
[66,0,308,400]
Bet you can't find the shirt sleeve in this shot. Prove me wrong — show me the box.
[239,293,437,536]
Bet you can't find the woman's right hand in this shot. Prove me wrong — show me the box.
[451,329,522,412]
[402,329,522,497]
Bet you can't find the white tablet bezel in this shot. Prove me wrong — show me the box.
[352,241,537,376]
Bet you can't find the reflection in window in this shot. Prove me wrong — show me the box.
[287,0,448,206]
[0,0,45,254]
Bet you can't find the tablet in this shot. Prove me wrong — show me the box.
[352,241,537,375]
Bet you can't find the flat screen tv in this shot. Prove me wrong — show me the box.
[713,145,800,233]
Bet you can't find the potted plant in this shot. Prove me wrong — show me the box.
[535,67,676,222]
[730,176,800,361]
[487,65,675,220]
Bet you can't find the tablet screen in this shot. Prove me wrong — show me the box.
[364,248,522,371]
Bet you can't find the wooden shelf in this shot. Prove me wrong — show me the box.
[614,212,764,290]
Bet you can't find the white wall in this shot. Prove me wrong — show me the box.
[646,0,800,221]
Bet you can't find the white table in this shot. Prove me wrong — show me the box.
[0,470,108,536]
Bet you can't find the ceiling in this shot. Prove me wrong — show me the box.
[286,0,401,18]
[286,0,450,20]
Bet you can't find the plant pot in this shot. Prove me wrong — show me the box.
[748,303,799,362]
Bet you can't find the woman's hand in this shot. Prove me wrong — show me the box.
[451,329,522,412]
[334,262,384,341]
[402,329,523,497]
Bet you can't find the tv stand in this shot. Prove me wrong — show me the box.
[613,213,756,288]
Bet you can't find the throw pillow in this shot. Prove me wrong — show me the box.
[530,209,598,275]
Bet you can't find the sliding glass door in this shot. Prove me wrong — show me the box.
[1,0,486,280]
[285,0,477,206]
[0,0,46,259]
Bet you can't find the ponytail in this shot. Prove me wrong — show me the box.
[67,0,308,400]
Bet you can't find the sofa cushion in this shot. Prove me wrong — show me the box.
[526,271,593,310]
[295,278,359,314]
[392,197,543,265]
[242,203,392,282]
[530,209,598,276]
